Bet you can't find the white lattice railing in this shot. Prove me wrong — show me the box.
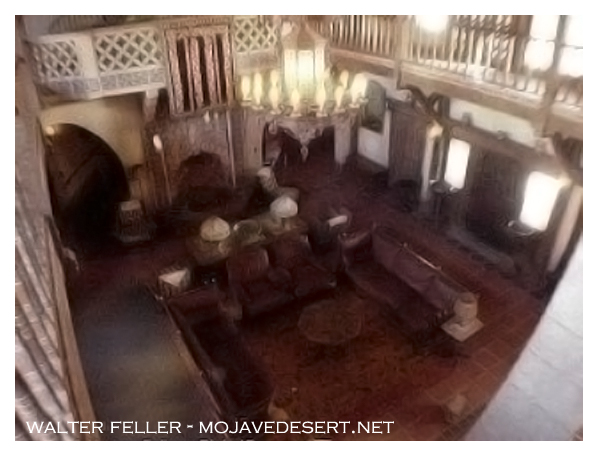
[233,16,277,54]
[31,23,167,99]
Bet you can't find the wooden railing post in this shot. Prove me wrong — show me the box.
[395,15,410,88]
[533,15,568,137]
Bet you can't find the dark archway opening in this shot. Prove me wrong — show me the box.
[44,124,129,256]
[270,125,336,176]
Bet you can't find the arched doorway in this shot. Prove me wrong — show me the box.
[44,124,129,255]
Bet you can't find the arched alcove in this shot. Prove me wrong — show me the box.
[39,95,146,169]
[44,124,129,254]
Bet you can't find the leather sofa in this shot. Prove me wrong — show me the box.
[226,247,295,319]
[167,285,274,435]
[267,234,337,299]
[340,225,470,347]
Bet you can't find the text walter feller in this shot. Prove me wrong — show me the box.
[26,420,395,436]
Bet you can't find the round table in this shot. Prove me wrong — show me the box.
[298,299,363,346]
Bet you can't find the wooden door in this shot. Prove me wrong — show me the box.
[388,99,428,187]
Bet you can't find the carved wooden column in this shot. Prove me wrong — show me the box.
[419,121,444,203]
[242,109,268,175]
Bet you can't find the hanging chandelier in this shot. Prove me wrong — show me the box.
[238,18,368,117]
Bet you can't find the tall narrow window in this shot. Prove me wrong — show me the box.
[558,15,583,77]
[525,15,559,71]
[519,171,563,231]
[444,139,471,190]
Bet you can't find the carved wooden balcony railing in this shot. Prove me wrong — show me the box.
[314,15,581,137]
[30,22,168,100]
[400,15,582,137]
[310,15,397,70]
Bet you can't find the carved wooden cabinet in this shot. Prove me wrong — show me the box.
[387,98,428,187]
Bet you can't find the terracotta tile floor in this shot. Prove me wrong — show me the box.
[263,155,545,440]
[68,149,545,441]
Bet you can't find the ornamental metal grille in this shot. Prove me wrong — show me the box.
[32,41,81,80]
[233,16,277,53]
[94,28,164,73]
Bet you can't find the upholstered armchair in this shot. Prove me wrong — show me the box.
[226,247,294,319]
[267,235,337,299]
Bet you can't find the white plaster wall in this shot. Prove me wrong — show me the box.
[358,111,391,168]
[356,73,408,169]
[40,95,145,168]
[466,238,583,440]
[449,99,537,148]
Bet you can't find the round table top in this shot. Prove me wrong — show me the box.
[298,299,363,346]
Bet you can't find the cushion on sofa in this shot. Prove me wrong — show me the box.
[339,229,372,266]
[228,248,270,283]
[269,236,311,269]
[167,286,223,319]
[372,231,438,299]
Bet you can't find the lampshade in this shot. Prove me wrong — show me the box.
[270,195,298,219]
[200,216,231,242]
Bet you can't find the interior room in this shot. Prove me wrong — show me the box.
[15,14,583,441]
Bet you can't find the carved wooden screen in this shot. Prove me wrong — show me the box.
[164,24,235,115]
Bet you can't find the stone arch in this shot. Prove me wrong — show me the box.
[39,96,146,171]
[43,123,130,252]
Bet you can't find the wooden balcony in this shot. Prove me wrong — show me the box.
[315,15,582,139]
